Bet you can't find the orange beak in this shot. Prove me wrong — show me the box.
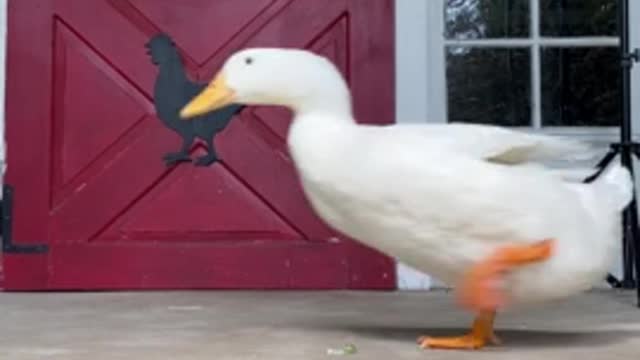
[180,72,236,119]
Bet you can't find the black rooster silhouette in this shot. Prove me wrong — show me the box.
[145,33,244,167]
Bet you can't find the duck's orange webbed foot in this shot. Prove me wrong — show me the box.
[418,311,500,350]
[458,238,555,312]
[418,239,555,350]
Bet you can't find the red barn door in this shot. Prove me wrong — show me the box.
[2,0,395,290]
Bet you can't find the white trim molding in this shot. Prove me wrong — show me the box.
[394,0,435,289]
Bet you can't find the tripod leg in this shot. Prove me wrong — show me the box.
[619,145,638,291]
[606,273,623,288]
[584,149,618,183]
[621,203,639,289]
[596,148,619,168]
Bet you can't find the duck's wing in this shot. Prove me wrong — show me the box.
[394,123,597,165]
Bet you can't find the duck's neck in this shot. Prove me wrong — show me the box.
[286,94,356,182]
[288,88,356,124]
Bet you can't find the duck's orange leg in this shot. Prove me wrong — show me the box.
[418,311,500,350]
[458,238,555,313]
[418,239,555,350]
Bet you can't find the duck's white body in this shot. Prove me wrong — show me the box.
[180,47,634,310]
[288,114,631,307]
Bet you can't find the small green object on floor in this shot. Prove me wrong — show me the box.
[326,343,357,356]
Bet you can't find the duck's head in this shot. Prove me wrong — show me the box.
[180,48,352,119]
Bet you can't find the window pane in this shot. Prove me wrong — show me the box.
[445,0,529,39]
[447,47,531,126]
[541,47,620,126]
[540,0,617,37]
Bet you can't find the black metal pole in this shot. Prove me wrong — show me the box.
[618,0,640,306]
[576,0,639,306]
[618,0,637,289]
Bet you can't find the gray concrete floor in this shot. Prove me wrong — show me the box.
[1,289,640,360]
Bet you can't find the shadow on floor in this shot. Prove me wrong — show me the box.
[306,324,640,350]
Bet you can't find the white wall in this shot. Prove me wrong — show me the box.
[394,0,437,290]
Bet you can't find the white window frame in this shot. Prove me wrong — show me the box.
[419,0,640,143]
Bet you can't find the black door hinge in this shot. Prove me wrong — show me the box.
[1,185,48,254]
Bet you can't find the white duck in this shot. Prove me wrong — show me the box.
[179,48,634,350]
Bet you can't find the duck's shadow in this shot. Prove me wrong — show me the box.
[323,325,638,350]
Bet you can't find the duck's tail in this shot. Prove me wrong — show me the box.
[593,163,634,212]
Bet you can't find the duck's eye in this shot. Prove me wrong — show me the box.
[245,57,253,65]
